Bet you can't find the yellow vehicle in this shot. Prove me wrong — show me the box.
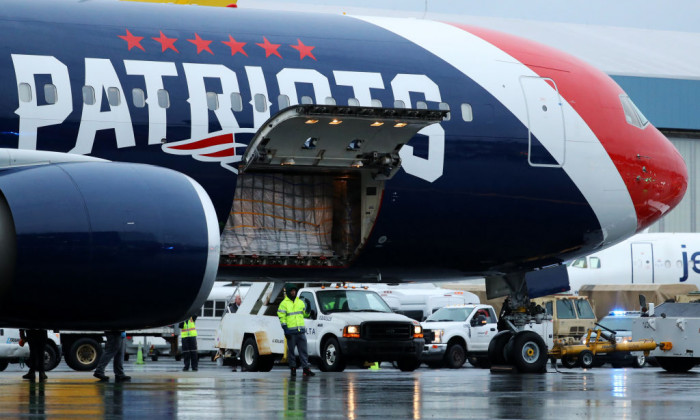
[532,295,596,342]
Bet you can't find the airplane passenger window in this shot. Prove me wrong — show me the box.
[416,101,427,110]
[348,98,360,106]
[439,102,451,121]
[132,88,146,108]
[589,257,601,269]
[44,84,57,105]
[301,95,313,105]
[231,92,243,112]
[18,83,32,103]
[394,100,405,109]
[107,87,121,107]
[371,99,382,108]
[82,86,95,105]
[206,92,219,111]
[157,89,170,109]
[325,96,336,105]
[254,94,267,112]
[461,103,473,122]
[277,94,290,110]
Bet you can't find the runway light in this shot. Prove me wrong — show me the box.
[370,121,384,127]
[394,122,407,128]
[329,119,343,125]
[305,119,319,124]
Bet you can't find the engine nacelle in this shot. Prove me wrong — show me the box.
[0,162,219,330]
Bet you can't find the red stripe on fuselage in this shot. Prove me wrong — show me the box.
[447,24,687,231]
[168,133,233,150]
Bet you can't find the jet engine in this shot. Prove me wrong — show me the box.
[0,161,219,330]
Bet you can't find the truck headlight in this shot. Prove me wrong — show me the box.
[413,325,423,338]
[343,325,361,338]
[433,329,444,344]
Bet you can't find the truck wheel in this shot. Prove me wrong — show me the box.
[578,350,594,369]
[633,354,646,368]
[258,355,275,372]
[509,331,548,373]
[445,344,466,369]
[321,338,346,372]
[241,337,261,371]
[65,338,102,371]
[0,360,8,371]
[561,355,578,369]
[396,357,421,372]
[656,357,696,373]
[488,331,513,366]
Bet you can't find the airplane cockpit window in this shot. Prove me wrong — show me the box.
[325,96,336,106]
[254,93,267,112]
[439,102,451,121]
[394,100,405,108]
[301,95,313,105]
[231,92,243,111]
[619,95,649,129]
[371,99,382,108]
[206,92,219,111]
[132,88,146,108]
[571,258,587,268]
[348,97,360,106]
[18,83,32,103]
[82,86,95,105]
[157,89,170,109]
[44,84,57,105]
[107,87,121,107]
[461,103,473,122]
[416,101,427,109]
[277,94,290,110]
[589,257,601,269]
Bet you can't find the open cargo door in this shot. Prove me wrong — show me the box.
[221,105,446,268]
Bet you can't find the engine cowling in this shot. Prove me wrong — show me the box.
[0,162,219,330]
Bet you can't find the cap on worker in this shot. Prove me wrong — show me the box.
[285,283,299,292]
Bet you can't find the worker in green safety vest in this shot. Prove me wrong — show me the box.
[180,316,198,371]
[278,284,315,377]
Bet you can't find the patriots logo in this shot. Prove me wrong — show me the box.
[161,129,256,173]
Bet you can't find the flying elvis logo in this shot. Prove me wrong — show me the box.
[9,29,446,182]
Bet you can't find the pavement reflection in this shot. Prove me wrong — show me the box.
[2,361,700,419]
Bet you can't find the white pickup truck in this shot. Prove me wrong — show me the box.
[0,328,62,372]
[421,304,554,369]
[216,284,425,372]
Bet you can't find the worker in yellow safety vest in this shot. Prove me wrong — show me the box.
[180,316,198,371]
[278,284,315,377]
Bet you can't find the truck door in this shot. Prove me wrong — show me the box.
[469,308,497,351]
[300,292,319,355]
[631,242,654,283]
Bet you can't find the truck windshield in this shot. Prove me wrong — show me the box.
[425,307,474,322]
[317,290,392,314]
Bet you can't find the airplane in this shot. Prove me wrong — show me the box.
[0,0,687,368]
[567,232,700,291]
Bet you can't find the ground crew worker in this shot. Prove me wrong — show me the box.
[180,316,199,371]
[278,284,315,377]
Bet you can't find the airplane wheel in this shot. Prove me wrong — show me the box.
[579,350,595,369]
[656,357,696,373]
[509,331,548,373]
[488,331,513,366]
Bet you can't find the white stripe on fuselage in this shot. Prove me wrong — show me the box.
[356,16,636,245]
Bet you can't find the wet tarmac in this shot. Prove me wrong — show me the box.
[1,360,700,419]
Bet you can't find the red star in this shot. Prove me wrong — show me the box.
[222,35,248,57]
[188,33,214,55]
[256,37,282,58]
[118,29,145,51]
[152,31,179,53]
[290,39,316,61]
